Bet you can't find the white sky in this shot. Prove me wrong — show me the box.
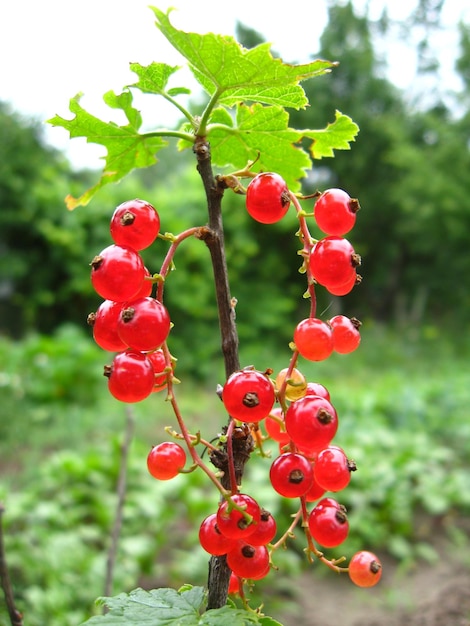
[0,0,467,169]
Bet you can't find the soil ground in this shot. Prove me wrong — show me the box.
[273,523,470,626]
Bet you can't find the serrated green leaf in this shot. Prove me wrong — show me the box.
[48,92,167,209]
[209,103,311,192]
[128,62,182,95]
[304,110,359,159]
[258,618,284,626]
[80,586,275,626]
[151,6,335,110]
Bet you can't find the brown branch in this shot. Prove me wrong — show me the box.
[0,503,23,626]
[103,405,136,605]
[193,136,246,610]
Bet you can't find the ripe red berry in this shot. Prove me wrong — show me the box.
[226,541,270,580]
[304,381,330,401]
[313,445,356,492]
[198,513,238,556]
[264,407,290,445]
[348,551,383,587]
[110,199,160,251]
[308,497,349,547]
[304,473,327,503]
[245,172,290,224]
[269,452,314,498]
[147,441,186,480]
[247,509,277,546]
[90,244,145,302]
[216,493,261,540]
[285,394,338,453]
[329,315,362,354]
[222,368,275,423]
[147,348,172,392]
[104,350,155,403]
[309,236,360,290]
[326,270,360,296]
[294,318,334,361]
[314,188,360,236]
[117,297,171,352]
[88,300,128,352]
[228,572,242,595]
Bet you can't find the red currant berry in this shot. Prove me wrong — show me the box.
[294,318,334,362]
[216,494,261,540]
[228,572,242,595]
[104,350,155,403]
[222,368,275,423]
[304,473,327,503]
[88,300,128,352]
[309,236,360,290]
[270,452,313,498]
[247,509,277,546]
[117,297,171,352]
[313,445,356,492]
[314,188,360,236]
[147,441,186,480]
[147,348,172,392]
[308,497,349,547]
[198,513,237,556]
[326,270,360,296]
[265,408,290,445]
[329,315,362,354]
[110,199,160,251]
[348,551,383,588]
[226,542,270,580]
[90,244,145,302]
[285,394,338,453]
[245,172,290,224]
[304,382,330,401]
[131,266,153,299]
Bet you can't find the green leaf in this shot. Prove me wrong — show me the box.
[80,587,280,626]
[47,92,167,209]
[128,62,183,95]
[304,110,359,159]
[151,6,335,110]
[209,103,311,191]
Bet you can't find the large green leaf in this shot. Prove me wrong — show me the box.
[48,91,167,209]
[80,586,281,625]
[150,6,335,110]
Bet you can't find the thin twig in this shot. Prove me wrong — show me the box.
[103,405,136,605]
[0,503,23,626]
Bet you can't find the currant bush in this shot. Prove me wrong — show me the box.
[84,169,382,614]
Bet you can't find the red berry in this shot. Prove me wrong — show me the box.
[309,236,360,290]
[304,382,330,401]
[308,497,349,547]
[216,494,261,540]
[245,172,290,224]
[90,244,145,302]
[88,300,128,352]
[247,509,277,546]
[348,551,382,587]
[270,452,313,498]
[147,441,186,480]
[304,473,327,503]
[264,408,290,445]
[285,394,338,453]
[313,445,355,492]
[228,572,241,595]
[110,199,160,251]
[104,350,155,403]
[147,348,172,392]
[226,542,270,580]
[131,266,153,299]
[326,270,359,296]
[198,513,238,556]
[294,318,334,362]
[222,368,275,423]
[314,188,359,236]
[117,297,171,352]
[329,315,362,354]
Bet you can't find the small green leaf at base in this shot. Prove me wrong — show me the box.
[80,586,283,626]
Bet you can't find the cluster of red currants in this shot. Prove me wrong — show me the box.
[87,199,173,402]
